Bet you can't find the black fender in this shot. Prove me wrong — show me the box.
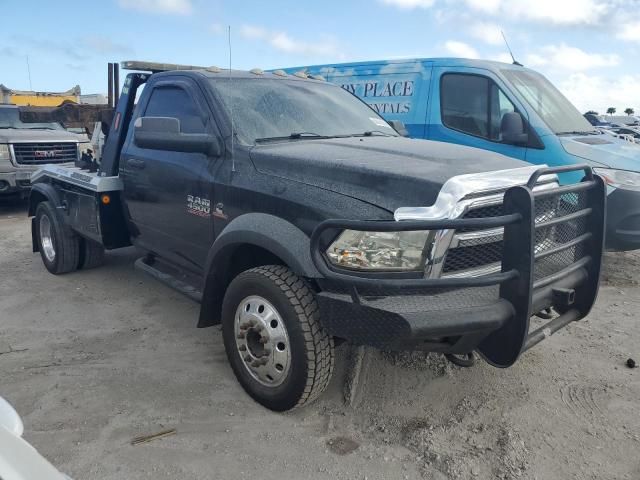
[28,183,63,217]
[28,183,65,253]
[198,213,321,327]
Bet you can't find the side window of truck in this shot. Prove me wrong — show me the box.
[441,74,516,142]
[144,86,206,134]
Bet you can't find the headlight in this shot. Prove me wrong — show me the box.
[77,142,93,157]
[326,229,432,271]
[593,168,640,191]
[0,144,10,164]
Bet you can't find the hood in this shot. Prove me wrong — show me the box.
[559,134,640,172]
[0,128,80,143]
[249,136,529,212]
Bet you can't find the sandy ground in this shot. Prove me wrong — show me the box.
[1,197,639,480]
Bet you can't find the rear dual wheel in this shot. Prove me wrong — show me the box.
[35,201,104,274]
[222,266,334,411]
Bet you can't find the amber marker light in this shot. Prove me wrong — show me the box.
[101,194,111,205]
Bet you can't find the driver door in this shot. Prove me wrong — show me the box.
[121,79,217,271]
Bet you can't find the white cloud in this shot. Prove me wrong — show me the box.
[239,25,344,58]
[444,40,479,59]
[463,0,501,14]
[618,21,640,42]
[117,0,192,15]
[379,0,435,9]
[559,72,640,113]
[83,35,132,54]
[463,0,609,25]
[525,44,620,71]
[469,22,504,46]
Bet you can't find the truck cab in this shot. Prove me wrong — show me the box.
[280,58,640,251]
[27,61,605,411]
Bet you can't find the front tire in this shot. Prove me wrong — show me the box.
[221,266,334,411]
[35,201,79,275]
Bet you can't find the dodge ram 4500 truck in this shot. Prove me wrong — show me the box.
[0,104,89,197]
[28,61,605,411]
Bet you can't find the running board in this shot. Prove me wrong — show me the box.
[134,256,202,303]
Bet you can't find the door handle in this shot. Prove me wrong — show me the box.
[127,158,146,169]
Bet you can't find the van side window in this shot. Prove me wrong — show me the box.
[144,86,205,134]
[441,74,516,142]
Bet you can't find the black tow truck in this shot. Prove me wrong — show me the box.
[28,61,606,411]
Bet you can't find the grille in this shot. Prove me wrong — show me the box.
[12,143,77,165]
[442,189,590,282]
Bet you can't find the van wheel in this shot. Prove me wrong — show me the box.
[221,265,334,411]
[78,238,105,269]
[35,201,79,275]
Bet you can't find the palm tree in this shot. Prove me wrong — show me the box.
[624,108,635,116]
[606,107,617,116]
[585,110,599,115]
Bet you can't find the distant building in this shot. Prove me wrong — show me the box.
[0,84,80,106]
[80,93,108,105]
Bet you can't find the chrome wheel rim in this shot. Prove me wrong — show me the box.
[39,215,56,263]
[234,295,291,387]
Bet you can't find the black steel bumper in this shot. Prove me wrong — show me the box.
[604,187,640,251]
[310,165,606,367]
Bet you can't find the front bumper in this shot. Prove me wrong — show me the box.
[605,187,640,251]
[311,166,606,367]
[0,170,34,194]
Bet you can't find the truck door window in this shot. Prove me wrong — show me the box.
[144,86,205,134]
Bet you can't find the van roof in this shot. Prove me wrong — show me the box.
[281,57,529,73]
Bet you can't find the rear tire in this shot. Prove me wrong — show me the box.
[78,238,105,269]
[221,265,334,411]
[35,201,79,274]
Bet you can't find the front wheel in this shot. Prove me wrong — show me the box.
[221,266,334,411]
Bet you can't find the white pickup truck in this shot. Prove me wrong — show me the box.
[0,105,90,197]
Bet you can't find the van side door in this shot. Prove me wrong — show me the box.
[121,77,218,271]
[428,67,530,161]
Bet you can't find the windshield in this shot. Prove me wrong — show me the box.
[211,78,397,144]
[502,69,596,135]
[0,107,63,130]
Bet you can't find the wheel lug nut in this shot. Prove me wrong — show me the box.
[251,360,261,367]
[237,331,246,339]
[263,348,271,356]
[254,324,264,332]
[244,355,252,363]
[260,357,269,365]
[238,344,247,351]
[259,336,268,344]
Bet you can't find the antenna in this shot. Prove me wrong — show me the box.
[501,31,523,66]
[228,25,235,173]
[26,56,33,90]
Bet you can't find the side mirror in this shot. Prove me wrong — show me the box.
[133,116,222,157]
[501,112,529,145]
[388,119,409,137]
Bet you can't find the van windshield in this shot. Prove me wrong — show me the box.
[502,69,596,135]
[211,78,397,144]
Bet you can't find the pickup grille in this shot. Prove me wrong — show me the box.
[12,143,77,165]
[443,190,588,282]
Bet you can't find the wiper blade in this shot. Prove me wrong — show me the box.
[255,132,340,143]
[348,130,396,137]
[557,130,598,136]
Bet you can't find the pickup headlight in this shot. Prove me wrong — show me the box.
[593,168,640,191]
[326,229,432,271]
[77,142,93,158]
[0,144,10,165]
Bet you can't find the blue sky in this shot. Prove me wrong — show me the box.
[1,0,638,113]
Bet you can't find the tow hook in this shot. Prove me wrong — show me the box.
[444,352,476,368]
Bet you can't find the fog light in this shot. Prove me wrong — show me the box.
[0,180,10,192]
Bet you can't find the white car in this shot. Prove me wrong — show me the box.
[0,396,72,480]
